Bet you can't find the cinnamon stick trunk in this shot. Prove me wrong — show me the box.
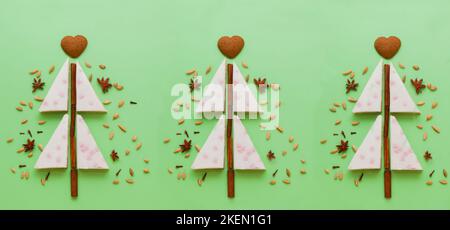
[226,63,235,198]
[383,64,391,199]
[70,63,78,197]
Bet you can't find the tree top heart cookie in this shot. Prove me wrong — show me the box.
[217,36,245,59]
[374,36,401,59]
[61,35,88,58]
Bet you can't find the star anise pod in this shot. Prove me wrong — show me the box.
[336,140,349,153]
[411,78,426,94]
[253,78,267,93]
[23,139,35,152]
[345,79,358,94]
[424,151,432,161]
[179,139,192,153]
[189,79,201,92]
[97,77,112,93]
[267,150,276,161]
[32,78,45,92]
[110,150,119,161]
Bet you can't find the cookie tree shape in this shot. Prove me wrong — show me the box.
[390,116,422,170]
[233,115,265,170]
[232,63,260,113]
[389,64,419,113]
[191,115,225,169]
[39,59,69,112]
[40,59,105,112]
[35,114,69,169]
[348,115,382,170]
[353,60,383,113]
[196,60,226,113]
[353,60,419,114]
[74,63,106,112]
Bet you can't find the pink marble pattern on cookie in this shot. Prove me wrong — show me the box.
[76,115,108,169]
[196,59,225,113]
[39,59,69,112]
[75,63,106,112]
[191,115,225,169]
[232,63,260,113]
[352,60,383,113]
[390,116,422,170]
[34,114,69,169]
[348,115,382,170]
[233,115,265,170]
[389,64,420,113]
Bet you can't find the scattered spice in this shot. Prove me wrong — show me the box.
[189,79,201,92]
[411,78,426,94]
[426,114,433,121]
[426,180,433,185]
[23,139,35,152]
[439,179,448,185]
[282,179,290,185]
[432,125,440,134]
[110,150,119,161]
[112,112,119,120]
[99,64,106,70]
[362,67,368,75]
[179,139,192,153]
[444,169,448,178]
[348,97,357,103]
[129,168,134,177]
[286,169,291,177]
[293,143,299,151]
[267,150,276,161]
[345,79,358,93]
[412,65,420,71]
[205,66,211,75]
[136,142,142,150]
[358,173,364,182]
[32,78,45,92]
[97,77,112,93]
[276,126,284,133]
[118,124,127,133]
[429,170,435,178]
[423,151,432,161]
[342,70,352,76]
[115,169,122,176]
[272,169,279,177]
[269,180,276,185]
[431,102,438,109]
[253,78,267,93]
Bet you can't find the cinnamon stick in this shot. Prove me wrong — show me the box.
[226,63,235,198]
[70,63,78,197]
[383,64,391,199]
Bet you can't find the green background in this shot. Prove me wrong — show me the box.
[0,0,449,209]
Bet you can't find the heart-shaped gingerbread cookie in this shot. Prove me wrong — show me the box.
[61,35,88,58]
[217,36,245,59]
[374,36,401,59]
